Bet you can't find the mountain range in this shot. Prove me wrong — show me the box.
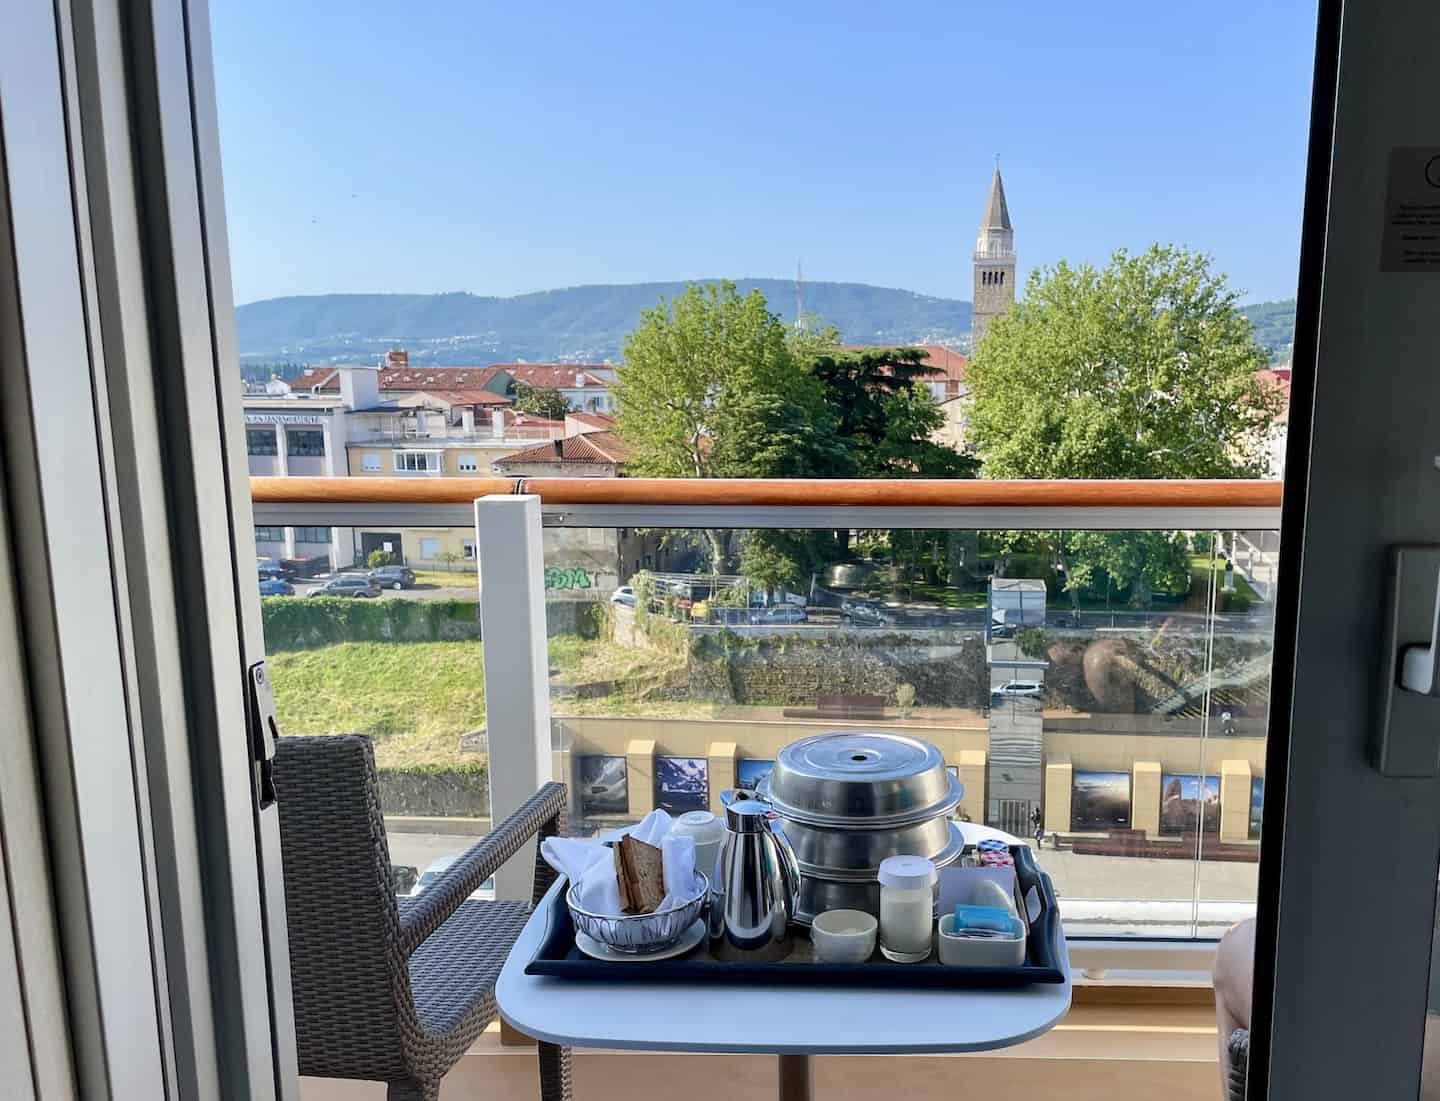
[234,281,1295,369]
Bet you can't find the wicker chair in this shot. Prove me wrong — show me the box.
[1226,1028,1250,1101]
[274,734,572,1101]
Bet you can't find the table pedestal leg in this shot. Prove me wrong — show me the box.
[778,1054,812,1101]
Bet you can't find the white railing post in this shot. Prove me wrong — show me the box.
[475,494,553,901]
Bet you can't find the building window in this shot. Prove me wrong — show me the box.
[294,526,330,544]
[361,453,382,472]
[247,428,277,455]
[254,526,284,542]
[286,428,325,457]
[419,537,440,559]
[457,454,479,473]
[393,450,441,473]
[463,539,475,560]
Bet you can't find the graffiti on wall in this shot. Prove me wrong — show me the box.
[545,565,595,591]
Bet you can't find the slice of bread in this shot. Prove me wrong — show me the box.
[614,834,666,914]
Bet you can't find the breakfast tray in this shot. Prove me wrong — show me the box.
[523,843,1065,989]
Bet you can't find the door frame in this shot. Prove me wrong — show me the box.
[0,0,298,1095]
[1252,1,1440,1098]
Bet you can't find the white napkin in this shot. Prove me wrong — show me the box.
[540,809,703,915]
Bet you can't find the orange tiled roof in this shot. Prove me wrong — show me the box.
[290,362,611,394]
[566,411,617,430]
[493,430,630,468]
[497,364,611,390]
[1257,366,1292,426]
[420,388,512,406]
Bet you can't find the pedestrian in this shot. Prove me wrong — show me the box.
[1031,805,1044,846]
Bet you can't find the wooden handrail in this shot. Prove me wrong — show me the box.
[249,476,1283,508]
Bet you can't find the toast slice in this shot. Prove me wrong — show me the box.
[614,834,666,914]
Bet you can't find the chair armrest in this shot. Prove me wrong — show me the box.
[399,781,568,954]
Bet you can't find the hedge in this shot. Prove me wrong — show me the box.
[261,596,481,652]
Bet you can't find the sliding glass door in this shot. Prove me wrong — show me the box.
[1251,1,1440,1098]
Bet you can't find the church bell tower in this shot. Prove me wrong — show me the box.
[971,163,1016,348]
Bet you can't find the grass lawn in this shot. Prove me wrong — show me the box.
[409,569,476,589]
[904,585,988,609]
[1188,554,1261,607]
[547,635,685,683]
[268,641,488,768]
[267,636,690,767]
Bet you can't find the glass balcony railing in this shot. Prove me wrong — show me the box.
[249,476,1280,944]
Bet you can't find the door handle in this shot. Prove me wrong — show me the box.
[246,660,279,808]
[1376,546,1440,776]
[1399,573,1440,695]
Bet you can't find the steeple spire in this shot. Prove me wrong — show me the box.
[979,163,1012,233]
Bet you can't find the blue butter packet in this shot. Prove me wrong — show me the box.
[953,904,1021,934]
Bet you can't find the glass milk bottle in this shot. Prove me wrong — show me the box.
[878,855,937,963]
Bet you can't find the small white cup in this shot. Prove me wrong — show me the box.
[810,909,879,964]
[670,811,724,883]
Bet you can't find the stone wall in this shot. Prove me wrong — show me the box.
[377,767,490,817]
[1042,630,1272,713]
[686,630,989,709]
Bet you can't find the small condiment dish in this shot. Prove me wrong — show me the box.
[810,908,878,964]
[937,912,1026,967]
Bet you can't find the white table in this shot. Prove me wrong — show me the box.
[497,882,1072,1100]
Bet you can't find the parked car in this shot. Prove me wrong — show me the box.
[258,577,294,596]
[749,604,808,625]
[309,574,381,598]
[369,565,417,590]
[410,856,494,900]
[989,621,1016,640]
[991,679,1044,701]
[610,585,637,607]
[257,558,286,581]
[843,602,892,627]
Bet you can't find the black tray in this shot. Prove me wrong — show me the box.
[524,844,1064,989]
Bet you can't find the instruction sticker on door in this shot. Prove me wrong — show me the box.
[1381,147,1440,272]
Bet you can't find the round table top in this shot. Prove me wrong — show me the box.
[497,882,1071,1055]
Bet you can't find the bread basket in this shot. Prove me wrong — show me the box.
[565,873,709,954]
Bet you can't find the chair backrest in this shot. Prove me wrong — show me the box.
[274,734,418,1081]
[1227,1028,1250,1101]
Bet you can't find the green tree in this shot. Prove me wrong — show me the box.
[737,529,841,600]
[795,342,977,568]
[966,244,1282,479]
[614,282,847,570]
[803,346,976,478]
[965,245,1282,608]
[366,549,397,569]
[511,381,571,420]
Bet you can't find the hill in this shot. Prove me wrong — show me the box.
[235,281,1298,368]
[235,280,973,367]
[1239,298,1296,362]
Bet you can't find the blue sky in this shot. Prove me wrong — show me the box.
[211,1,1319,307]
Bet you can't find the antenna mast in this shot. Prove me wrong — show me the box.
[795,259,806,333]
